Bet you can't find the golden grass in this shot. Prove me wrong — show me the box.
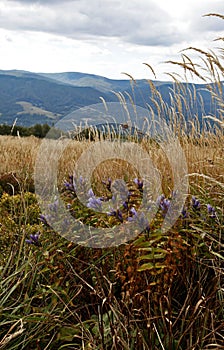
[0,135,40,178]
[0,131,223,200]
[0,19,223,347]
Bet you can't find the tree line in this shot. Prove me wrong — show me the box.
[0,123,63,138]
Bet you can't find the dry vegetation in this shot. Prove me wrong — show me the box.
[0,14,223,350]
[0,129,223,197]
[0,105,223,349]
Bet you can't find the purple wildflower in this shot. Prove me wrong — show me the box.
[25,233,40,246]
[108,209,116,217]
[102,178,112,192]
[192,196,200,210]
[39,214,49,225]
[64,180,75,192]
[107,209,123,222]
[79,176,85,186]
[111,179,130,202]
[156,194,170,215]
[134,178,143,190]
[117,210,123,222]
[130,207,137,216]
[181,208,188,219]
[70,174,88,193]
[160,198,170,213]
[128,207,150,234]
[156,194,165,205]
[88,188,95,198]
[87,196,103,211]
[207,204,216,219]
[123,201,129,210]
[64,175,76,192]
[86,188,103,210]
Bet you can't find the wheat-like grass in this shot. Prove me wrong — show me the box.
[0,14,223,348]
[0,135,40,190]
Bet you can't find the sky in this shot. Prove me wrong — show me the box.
[0,0,223,81]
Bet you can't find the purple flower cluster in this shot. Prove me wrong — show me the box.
[111,179,130,202]
[192,196,200,210]
[128,207,150,234]
[181,208,188,219]
[25,232,40,246]
[156,194,171,216]
[64,174,89,194]
[181,197,217,221]
[37,175,219,248]
[64,175,76,192]
[134,178,143,190]
[108,208,123,222]
[207,204,217,219]
[39,213,49,225]
[87,188,103,211]
[39,198,60,227]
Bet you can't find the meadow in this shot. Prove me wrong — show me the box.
[0,17,224,350]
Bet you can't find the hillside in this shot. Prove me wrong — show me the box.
[0,71,116,126]
[0,70,222,127]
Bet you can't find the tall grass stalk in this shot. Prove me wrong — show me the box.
[0,14,223,349]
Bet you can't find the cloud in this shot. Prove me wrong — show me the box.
[0,0,223,82]
[7,0,70,3]
[192,14,224,34]
[0,0,190,47]
[175,0,224,34]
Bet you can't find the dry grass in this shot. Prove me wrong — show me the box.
[0,135,40,186]
[0,13,223,349]
[0,130,223,197]
[16,101,61,119]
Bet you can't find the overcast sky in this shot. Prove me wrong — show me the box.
[0,0,223,80]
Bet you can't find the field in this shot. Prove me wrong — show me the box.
[16,101,61,119]
[0,23,224,350]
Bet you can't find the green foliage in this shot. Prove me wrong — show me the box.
[0,123,51,138]
[0,192,40,224]
[0,184,223,349]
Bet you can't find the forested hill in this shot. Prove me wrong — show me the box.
[0,69,222,127]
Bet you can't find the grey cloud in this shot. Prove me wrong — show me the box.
[7,0,71,3]
[1,0,222,47]
[192,15,224,34]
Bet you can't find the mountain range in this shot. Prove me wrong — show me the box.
[0,69,222,127]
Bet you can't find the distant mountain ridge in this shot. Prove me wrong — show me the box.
[39,71,172,92]
[0,70,117,126]
[0,69,222,127]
